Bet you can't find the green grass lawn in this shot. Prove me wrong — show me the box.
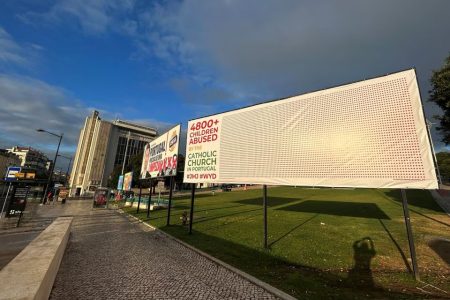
[123,187,450,299]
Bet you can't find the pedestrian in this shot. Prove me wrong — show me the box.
[46,191,53,205]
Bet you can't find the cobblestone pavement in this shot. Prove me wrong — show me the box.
[50,200,278,299]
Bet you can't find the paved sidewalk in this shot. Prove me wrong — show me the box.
[50,200,278,299]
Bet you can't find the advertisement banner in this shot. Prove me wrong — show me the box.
[141,124,181,179]
[183,69,438,189]
[117,175,124,190]
[123,172,133,191]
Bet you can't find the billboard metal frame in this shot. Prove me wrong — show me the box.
[138,124,181,224]
[184,69,434,280]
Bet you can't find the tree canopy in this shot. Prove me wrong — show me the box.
[107,151,144,189]
[436,152,450,183]
[429,53,450,144]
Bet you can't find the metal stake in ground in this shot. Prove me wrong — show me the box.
[167,176,174,226]
[263,185,268,249]
[146,179,153,219]
[401,189,419,280]
[189,183,196,234]
[136,181,142,214]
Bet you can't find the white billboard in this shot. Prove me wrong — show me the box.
[183,69,438,189]
[141,124,181,179]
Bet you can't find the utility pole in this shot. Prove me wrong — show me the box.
[121,131,131,176]
[37,129,63,204]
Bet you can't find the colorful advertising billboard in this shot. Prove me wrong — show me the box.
[141,124,181,179]
[183,69,438,189]
[117,175,124,190]
[123,172,133,191]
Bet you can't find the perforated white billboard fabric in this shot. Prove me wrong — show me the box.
[141,124,180,178]
[183,70,438,189]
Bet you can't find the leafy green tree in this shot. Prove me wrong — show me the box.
[107,151,144,188]
[436,152,450,183]
[429,53,450,144]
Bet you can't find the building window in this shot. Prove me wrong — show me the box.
[114,136,146,167]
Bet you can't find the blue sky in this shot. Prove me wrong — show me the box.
[1,0,450,171]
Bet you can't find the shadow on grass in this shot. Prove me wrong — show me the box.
[384,190,444,213]
[268,214,319,248]
[193,207,262,224]
[382,190,450,228]
[428,238,450,265]
[160,228,423,299]
[131,204,247,223]
[276,200,390,220]
[378,219,413,273]
[172,193,217,201]
[234,197,301,207]
[347,237,376,287]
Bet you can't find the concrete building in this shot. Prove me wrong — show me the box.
[6,146,50,175]
[0,149,21,179]
[69,111,157,196]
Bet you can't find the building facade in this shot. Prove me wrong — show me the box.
[0,149,21,179]
[69,111,157,196]
[6,146,50,175]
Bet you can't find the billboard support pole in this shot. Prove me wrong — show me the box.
[146,178,152,219]
[0,182,12,219]
[189,183,195,234]
[167,176,174,226]
[401,189,419,280]
[263,185,268,249]
[136,181,142,214]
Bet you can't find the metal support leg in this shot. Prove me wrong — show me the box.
[263,185,268,249]
[137,183,142,214]
[189,184,196,234]
[146,179,152,219]
[401,189,420,280]
[167,176,174,226]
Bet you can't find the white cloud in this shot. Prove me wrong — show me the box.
[139,0,450,148]
[12,0,450,149]
[19,0,136,35]
[0,74,91,150]
[0,27,28,66]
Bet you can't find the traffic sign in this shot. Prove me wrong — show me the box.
[5,166,21,181]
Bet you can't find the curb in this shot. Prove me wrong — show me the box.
[118,209,296,300]
[0,216,73,300]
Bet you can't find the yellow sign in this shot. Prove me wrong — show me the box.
[26,173,36,179]
[14,172,36,179]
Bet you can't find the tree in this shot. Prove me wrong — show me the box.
[436,152,450,183]
[429,53,450,144]
[107,151,144,189]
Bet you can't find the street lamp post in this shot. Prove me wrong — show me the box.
[37,129,63,204]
